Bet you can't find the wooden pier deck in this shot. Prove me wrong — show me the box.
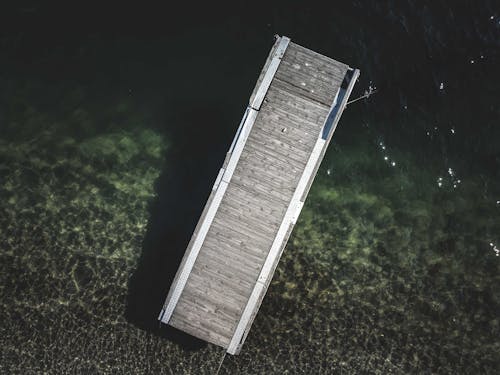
[159,36,359,355]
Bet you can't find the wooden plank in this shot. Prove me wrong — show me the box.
[288,41,349,73]
[170,306,231,347]
[229,176,293,205]
[159,68,269,324]
[275,42,348,106]
[248,125,316,157]
[216,200,283,235]
[189,260,255,300]
[279,47,347,84]
[231,219,297,353]
[216,200,282,236]
[249,120,316,151]
[257,103,324,137]
[283,42,349,82]
[186,273,251,310]
[193,249,260,287]
[202,228,266,268]
[236,154,303,186]
[210,211,275,249]
[181,276,245,317]
[300,69,360,202]
[231,164,298,197]
[205,227,269,261]
[223,186,287,223]
[242,141,308,172]
[266,78,330,120]
[246,118,317,156]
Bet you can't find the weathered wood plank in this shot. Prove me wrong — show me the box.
[193,248,261,286]
[170,308,231,347]
[236,154,303,186]
[274,42,348,106]
[266,78,330,120]
[171,282,244,343]
[180,277,245,318]
[222,186,286,223]
[231,165,297,197]
[205,228,269,261]
[256,103,323,136]
[203,228,267,267]
[242,141,308,172]
[249,119,316,151]
[216,202,282,237]
[247,115,317,154]
[210,212,275,249]
[190,258,256,297]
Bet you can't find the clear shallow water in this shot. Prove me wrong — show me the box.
[0,1,499,373]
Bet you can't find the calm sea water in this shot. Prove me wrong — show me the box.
[1,1,499,373]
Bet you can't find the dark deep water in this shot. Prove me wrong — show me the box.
[1,1,499,373]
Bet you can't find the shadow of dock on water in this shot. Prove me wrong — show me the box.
[125,103,230,351]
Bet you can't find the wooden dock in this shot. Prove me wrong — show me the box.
[159,36,359,355]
